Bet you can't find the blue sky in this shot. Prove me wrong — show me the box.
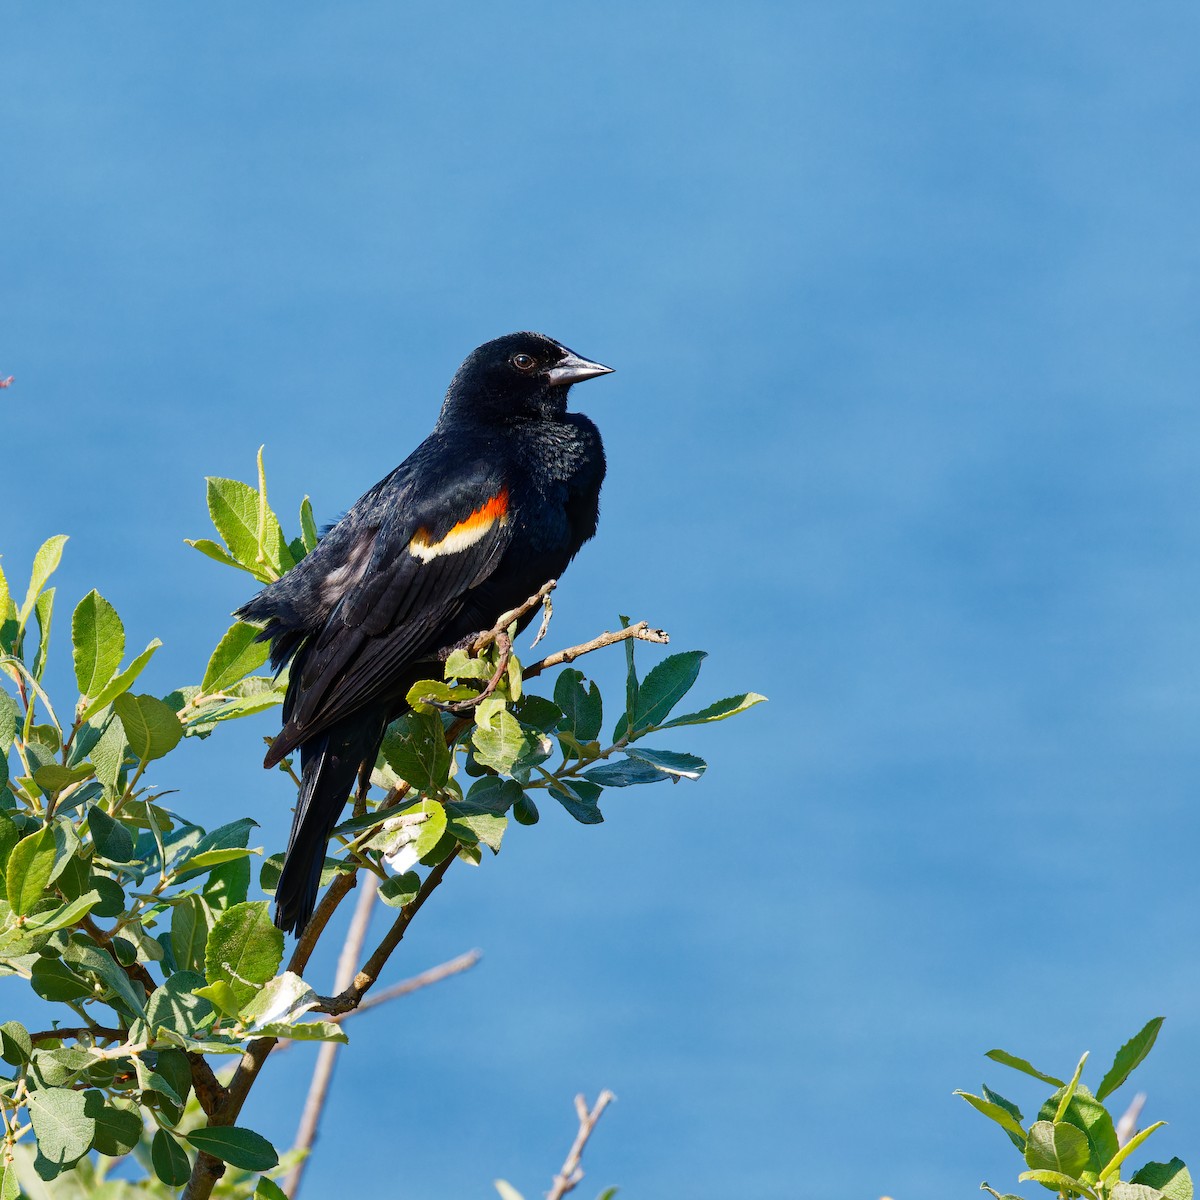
[4,3,1199,1196]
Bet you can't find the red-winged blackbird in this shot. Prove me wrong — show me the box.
[237,333,612,934]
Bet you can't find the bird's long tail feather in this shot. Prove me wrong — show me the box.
[274,712,386,935]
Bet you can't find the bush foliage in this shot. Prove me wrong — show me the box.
[0,452,763,1196]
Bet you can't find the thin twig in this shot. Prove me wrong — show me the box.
[428,631,512,713]
[284,873,379,1198]
[271,950,482,1051]
[27,1026,125,1043]
[326,949,481,1023]
[313,853,455,1014]
[547,1090,616,1200]
[470,580,557,653]
[524,622,669,681]
[1115,1092,1146,1146]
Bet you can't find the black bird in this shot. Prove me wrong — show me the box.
[237,332,611,934]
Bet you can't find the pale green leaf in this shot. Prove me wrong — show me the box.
[71,591,125,699]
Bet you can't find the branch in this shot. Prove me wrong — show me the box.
[284,874,379,1198]
[313,852,455,1014]
[547,1090,616,1200]
[471,580,557,652]
[326,949,481,1023]
[28,1026,125,1043]
[524,621,669,681]
[1115,1092,1146,1146]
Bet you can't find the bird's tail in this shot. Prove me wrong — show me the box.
[274,712,386,935]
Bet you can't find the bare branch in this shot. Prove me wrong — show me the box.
[27,1026,125,1044]
[471,580,557,652]
[1115,1091,1146,1146]
[327,949,481,1023]
[285,874,380,1198]
[547,1090,616,1200]
[524,622,669,682]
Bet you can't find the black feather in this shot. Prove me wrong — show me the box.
[242,332,610,934]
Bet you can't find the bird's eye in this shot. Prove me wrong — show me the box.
[511,353,536,371]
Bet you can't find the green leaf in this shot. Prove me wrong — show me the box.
[239,971,318,1031]
[630,650,706,732]
[87,805,135,862]
[207,475,291,580]
[381,710,451,792]
[465,776,524,814]
[1055,1051,1089,1123]
[1099,1123,1168,1183]
[84,1091,142,1156]
[955,1091,1026,1146]
[26,1085,95,1168]
[195,980,242,1018]
[203,622,270,693]
[554,669,602,742]
[188,536,251,574]
[89,715,128,796]
[71,591,125,699]
[1097,1017,1164,1102]
[186,1125,280,1171]
[985,1048,1066,1087]
[370,800,449,872]
[1017,1169,1095,1196]
[204,857,252,909]
[0,690,19,752]
[255,445,295,575]
[447,807,507,853]
[31,957,93,1004]
[299,495,319,553]
[1038,1084,1118,1183]
[583,758,665,787]
[258,1019,348,1044]
[980,1185,1025,1200]
[473,709,538,775]
[18,535,68,631]
[146,970,214,1036]
[79,639,162,723]
[0,1021,31,1066]
[114,693,183,762]
[22,889,102,934]
[512,793,539,825]
[379,872,421,908]
[172,894,214,974]
[33,762,93,795]
[62,940,146,1017]
[625,747,706,780]
[152,1128,192,1186]
[258,1179,291,1200]
[32,587,55,681]
[1111,1185,1169,1200]
[1025,1120,1092,1178]
[1131,1160,1192,1200]
[548,779,604,824]
[0,1155,17,1200]
[620,614,639,731]
[205,901,284,1010]
[513,694,564,733]
[7,825,57,914]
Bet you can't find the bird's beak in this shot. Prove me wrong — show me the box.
[545,352,614,386]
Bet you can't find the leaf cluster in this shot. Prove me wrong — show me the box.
[0,451,763,1195]
[959,1018,1189,1200]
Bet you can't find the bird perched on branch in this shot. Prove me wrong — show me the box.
[238,332,612,934]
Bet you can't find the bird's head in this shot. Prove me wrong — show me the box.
[441,331,613,422]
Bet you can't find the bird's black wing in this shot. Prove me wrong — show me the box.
[263,457,514,765]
